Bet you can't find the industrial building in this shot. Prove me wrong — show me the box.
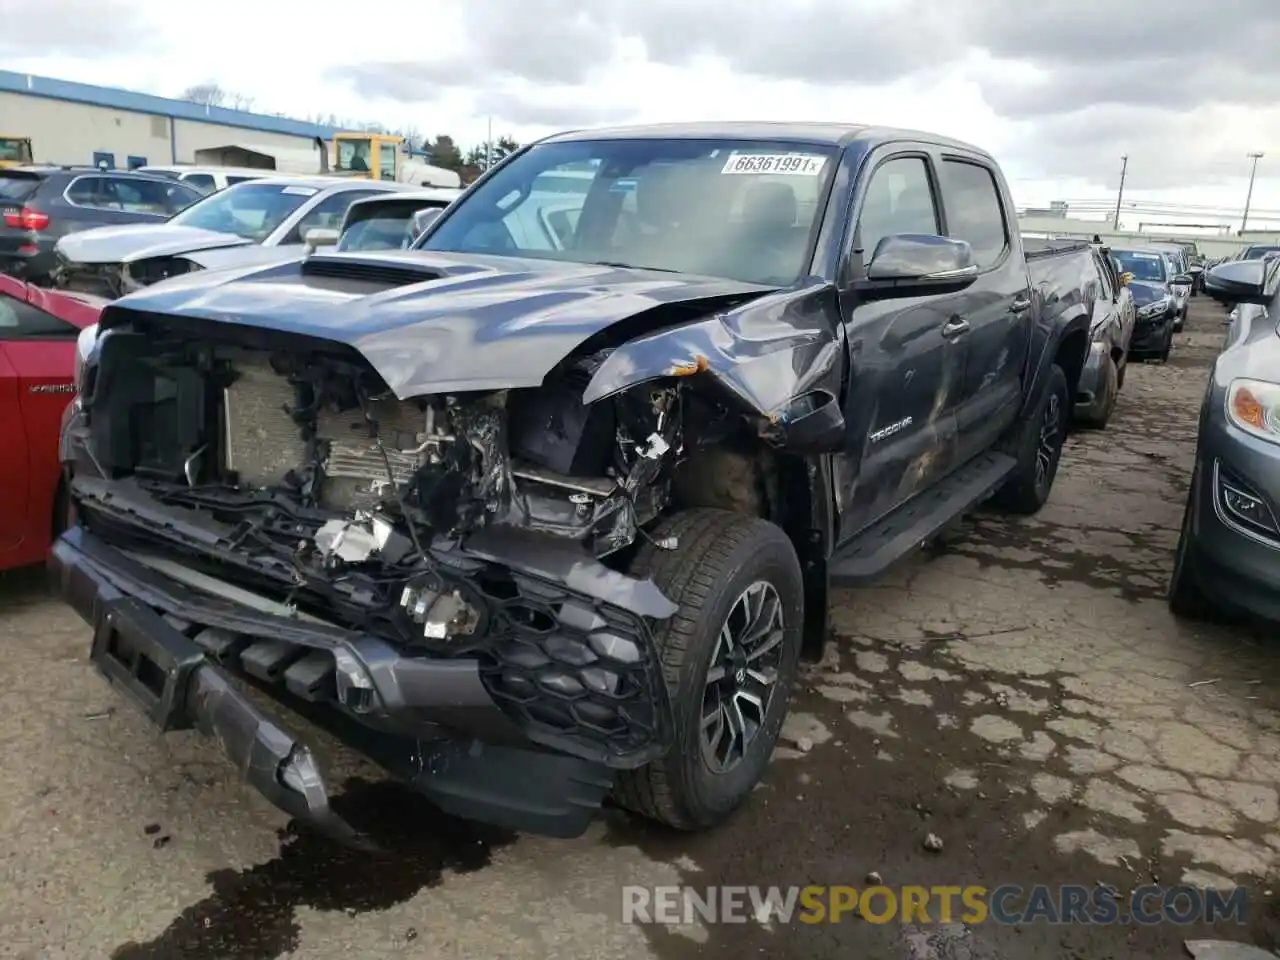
[0,70,337,172]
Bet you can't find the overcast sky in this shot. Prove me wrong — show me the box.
[5,0,1280,228]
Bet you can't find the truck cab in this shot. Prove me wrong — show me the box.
[331,133,404,182]
[0,137,34,169]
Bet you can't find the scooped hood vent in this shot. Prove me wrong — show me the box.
[300,256,444,287]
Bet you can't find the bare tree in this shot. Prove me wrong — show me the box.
[180,82,226,107]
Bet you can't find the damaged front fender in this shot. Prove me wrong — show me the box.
[581,282,848,453]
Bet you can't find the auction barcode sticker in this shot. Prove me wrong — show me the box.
[721,153,826,176]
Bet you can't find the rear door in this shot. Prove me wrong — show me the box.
[0,285,82,552]
[938,156,1030,465]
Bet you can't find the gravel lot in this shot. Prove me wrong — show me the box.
[2,295,1277,960]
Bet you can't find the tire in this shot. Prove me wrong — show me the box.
[1116,356,1127,391]
[613,508,804,830]
[1075,354,1117,430]
[1158,320,1174,362]
[991,363,1070,515]
[1168,468,1216,620]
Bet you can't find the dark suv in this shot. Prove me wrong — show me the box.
[0,167,204,283]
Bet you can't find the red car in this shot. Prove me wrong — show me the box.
[0,274,101,571]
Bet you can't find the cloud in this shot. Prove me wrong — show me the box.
[0,0,153,56]
[472,90,637,129]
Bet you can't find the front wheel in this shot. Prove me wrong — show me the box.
[1159,320,1175,362]
[991,363,1070,515]
[1075,354,1117,430]
[613,509,804,830]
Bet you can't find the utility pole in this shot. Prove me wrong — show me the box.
[1112,155,1128,230]
[1242,152,1264,233]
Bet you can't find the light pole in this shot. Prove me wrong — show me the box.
[1112,155,1128,230]
[1242,152,1264,233]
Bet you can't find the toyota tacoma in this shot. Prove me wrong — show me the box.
[53,122,1092,843]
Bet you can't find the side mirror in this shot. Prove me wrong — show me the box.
[859,234,978,297]
[1204,259,1272,305]
[303,227,339,252]
[411,207,443,237]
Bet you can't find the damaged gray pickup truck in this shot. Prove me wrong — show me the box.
[52,122,1094,842]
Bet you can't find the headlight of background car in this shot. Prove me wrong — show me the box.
[74,323,98,392]
[1137,298,1170,319]
[1227,379,1280,444]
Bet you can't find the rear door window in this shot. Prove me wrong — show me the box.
[941,159,1009,269]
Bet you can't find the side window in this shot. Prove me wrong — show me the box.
[105,178,172,215]
[284,190,382,243]
[183,173,217,194]
[941,160,1009,269]
[65,176,109,209]
[0,293,80,339]
[856,157,940,264]
[378,147,396,182]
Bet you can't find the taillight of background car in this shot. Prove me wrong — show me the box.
[2,207,50,231]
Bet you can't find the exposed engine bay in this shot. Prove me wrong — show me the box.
[75,323,697,657]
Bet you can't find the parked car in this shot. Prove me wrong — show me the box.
[1074,243,1135,428]
[0,273,101,572]
[56,122,1092,841]
[1168,257,1280,624]
[0,167,204,284]
[50,177,417,298]
[1150,243,1193,330]
[329,187,464,252]
[136,165,273,195]
[1111,246,1184,360]
[1239,244,1280,261]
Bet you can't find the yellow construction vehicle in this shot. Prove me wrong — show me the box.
[330,132,461,188]
[0,136,34,168]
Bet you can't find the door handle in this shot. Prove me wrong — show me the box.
[941,317,970,339]
[1011,296,1033,313]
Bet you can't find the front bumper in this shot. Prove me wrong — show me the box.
[1185,429,1280,624]
[1130,314,1172,355]
[50,523,671,838]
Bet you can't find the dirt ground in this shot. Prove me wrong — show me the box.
[1,294,1277,960]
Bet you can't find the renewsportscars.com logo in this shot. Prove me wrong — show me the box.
[622,884,1250,926]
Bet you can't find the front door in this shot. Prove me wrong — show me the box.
[834,151,968,541]
[938,156,1030,465]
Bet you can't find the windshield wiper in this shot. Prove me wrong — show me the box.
[588,259,683,274]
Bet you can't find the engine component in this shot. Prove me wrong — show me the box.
[399,581,480,640]
[508,371,616,477]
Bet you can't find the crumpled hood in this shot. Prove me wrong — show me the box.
[100,250,776,398]
[56,224,254,265]
[1128,280,1169,307]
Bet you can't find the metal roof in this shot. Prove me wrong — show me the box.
[0,70,338,141]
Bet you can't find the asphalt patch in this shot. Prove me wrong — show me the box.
[109,778,516,960]
[604,639,1280,960]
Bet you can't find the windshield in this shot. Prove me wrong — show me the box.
[1112,249,1167,283]
[1243,245,1280,260]
[419,137,838,285]
[169,182,316,241]
[0,138,32,164]
[335,139,373,174]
